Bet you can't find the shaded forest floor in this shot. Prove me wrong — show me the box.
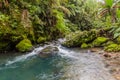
[90,48,120,80]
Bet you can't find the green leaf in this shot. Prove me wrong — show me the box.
[105,0,113,7]
[114,32,120,39]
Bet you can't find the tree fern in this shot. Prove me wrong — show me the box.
[110,25,120,38]
[52,9,70,34]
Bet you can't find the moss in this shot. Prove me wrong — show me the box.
[37,37,46,43]
[88,43,94,48]
[104,43,120,52]
[92,37,108,47]
[103,41,114,46]
[62,30,97,47]
[16,39,33,52]
[62,31,83,47]
[81,43,89,49]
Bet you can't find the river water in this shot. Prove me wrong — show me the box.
[0,43,116,80]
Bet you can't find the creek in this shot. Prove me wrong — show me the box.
[0,42,116,80]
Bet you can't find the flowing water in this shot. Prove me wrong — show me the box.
[0,43,116,80]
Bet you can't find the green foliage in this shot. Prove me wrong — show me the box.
[52,10,70,33]
[2,0,120,52]
[37,37,46,43]
[98,0,120,23]
[0,13,9,22]
[105,0,113,7]
[66,0,99,30]
[95,2,120,40]
[0,0,73,51]
[116,36,120,44]
[116,9,120,18]
[110,25,120,38]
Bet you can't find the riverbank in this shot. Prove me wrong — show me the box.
[90,48,120,80]
[104,52,120,80]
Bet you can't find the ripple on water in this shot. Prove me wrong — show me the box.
[60,49,116,80]
[0,44,117,80]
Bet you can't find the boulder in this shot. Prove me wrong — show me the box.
[38,46,59,58]
[92,37,108,47]
[16,39,33,52]
[104,43,120,52]
[62,29,97,47]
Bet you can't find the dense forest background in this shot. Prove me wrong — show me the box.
[0,0,120,52]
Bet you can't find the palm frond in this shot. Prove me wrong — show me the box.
[98,8,109,17]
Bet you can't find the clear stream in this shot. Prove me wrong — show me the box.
[0,43,116,80]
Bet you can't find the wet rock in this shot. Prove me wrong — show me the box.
[38,46,59,58]
[90,48,102,52]
[101,51,120,80]
[103,53,111,57]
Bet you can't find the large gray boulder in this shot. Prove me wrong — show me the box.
[38,46,59,58]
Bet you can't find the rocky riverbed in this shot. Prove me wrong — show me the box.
[90,48,120,80]
[104,52,120,80]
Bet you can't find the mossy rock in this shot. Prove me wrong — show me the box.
[62,31,83,47]
[16,39,33,52]
[102,41,114,46]
[104,43,120,52]
[92,37,108,47]
[81,43,89,49]
[88,43,94,48]
[38,46,59,58]
[37,37,46,43]
[62,30,97,47]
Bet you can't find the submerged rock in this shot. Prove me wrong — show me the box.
[90,48,102,52]
[38,46,59,58]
